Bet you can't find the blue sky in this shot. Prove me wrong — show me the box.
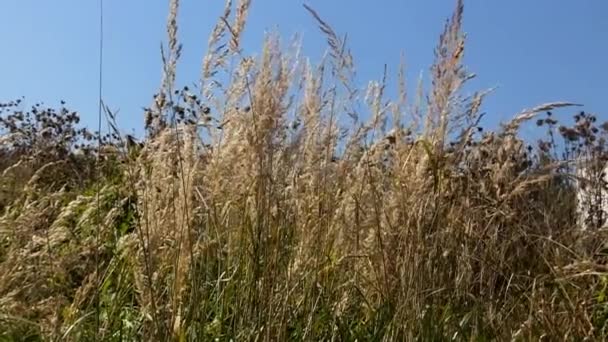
[0,1,606,139]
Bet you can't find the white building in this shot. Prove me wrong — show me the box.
[575,158,608,230]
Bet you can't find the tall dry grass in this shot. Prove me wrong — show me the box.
[2,0,608,340]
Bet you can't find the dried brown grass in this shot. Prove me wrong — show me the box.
[2,0,608,340]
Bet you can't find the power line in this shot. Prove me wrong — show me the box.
[95,0,104,339]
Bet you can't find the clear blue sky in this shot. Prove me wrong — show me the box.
[1,1,606,139]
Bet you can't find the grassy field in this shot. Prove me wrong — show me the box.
[2,0,608,340]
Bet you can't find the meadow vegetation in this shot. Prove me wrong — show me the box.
[2,0,608,340]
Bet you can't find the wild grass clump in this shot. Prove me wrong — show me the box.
[2,0,608,340]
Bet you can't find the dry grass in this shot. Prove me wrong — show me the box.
[2,0,608,340]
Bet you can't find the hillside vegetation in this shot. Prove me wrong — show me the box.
[2,0,608,340]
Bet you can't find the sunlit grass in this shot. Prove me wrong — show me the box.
[1,0,608,340]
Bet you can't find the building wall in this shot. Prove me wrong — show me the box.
[575,159,608,230]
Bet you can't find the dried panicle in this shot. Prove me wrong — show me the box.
[200,0,233,88]
[167,0,180,53]
[229,0,251,52]
[502,102,581,134]
[425,0,466,144]
[303,4,346,69]
[391,52,407,131]
[364,70,390,138]
[150,0,183,135]
[303,3,357,111]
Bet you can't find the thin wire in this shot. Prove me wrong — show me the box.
[95,0,104,338]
